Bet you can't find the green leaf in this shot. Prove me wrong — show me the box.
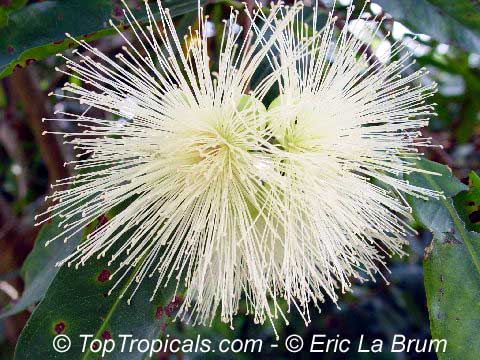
[14,233,180,359]
[0,0,27,27]
[406,159,468,236]
[425,0,480,31]
[455,171,480,232]
[0,0,199,79]
[0,217,84,319]
[376,0,480,52]
[405,159,480,359]
[423,231,480,359]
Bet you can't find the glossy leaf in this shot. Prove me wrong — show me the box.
[406,159,468,237]
[454,171,480,232]
[14,231,180,359]
[426,0,480,31]
[406,159,480,359]
[376,0,480,52]
[0,0,26,27]
[0,217,83,319]
[0,0,199,79]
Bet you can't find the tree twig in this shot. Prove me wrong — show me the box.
[8,67,70,185]
[0,80,30,199]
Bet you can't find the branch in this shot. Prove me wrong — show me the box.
[0,193,38,273]
[0,80,30,199]
[420,128,457,170]
[8,67,70,185]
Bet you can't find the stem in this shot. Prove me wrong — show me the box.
[9,67,70,185]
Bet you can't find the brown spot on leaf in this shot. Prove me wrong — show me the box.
[97,269,111,282]
[95,214,109,230]
[469,210,480,224]
[155,306,164,319]
[165,295,182,317]
[54,322,66,334]
[53,40,64,45]
[467,201,475,206]
[164,305,173,317]
[112,5,123,17]
[25,59,36,65]
[99,214,108,225]
[443,231,461,245]
[102,330,112,340]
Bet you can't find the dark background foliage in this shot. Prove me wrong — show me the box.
[0,0,479,359]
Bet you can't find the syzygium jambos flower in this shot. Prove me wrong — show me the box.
[261,2,441,322]
[37,0,441,334]
[37,0,300,328]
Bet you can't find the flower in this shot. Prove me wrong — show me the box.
[37,0,300,330]
[37,0,441,335]
[261,1,441,321]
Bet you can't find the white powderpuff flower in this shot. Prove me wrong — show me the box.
[37,0,301,330]
[36,0,443,334]
[258,2,442,321]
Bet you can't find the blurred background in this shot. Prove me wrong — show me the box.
[1,0,479,358]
